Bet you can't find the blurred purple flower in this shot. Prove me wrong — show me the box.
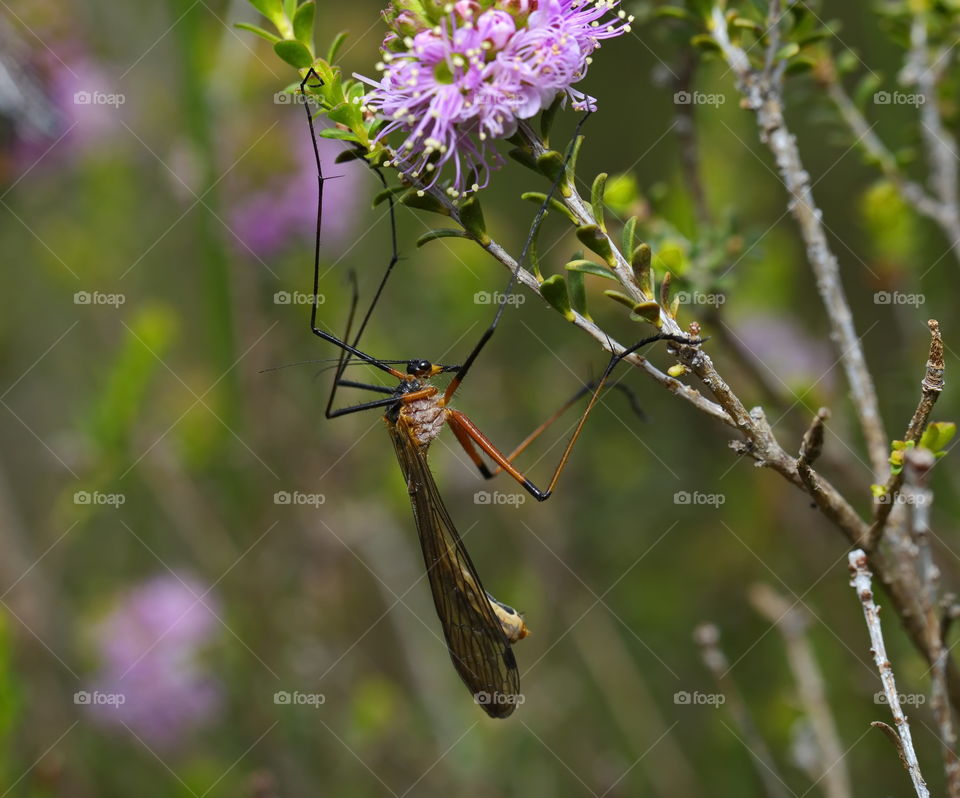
[360,0,633,195]
[7,43,121,177]
[737,315,837,393]
[85,573,222,750]
[228,124,365,262]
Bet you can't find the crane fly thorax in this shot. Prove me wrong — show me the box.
[401,390,447,446]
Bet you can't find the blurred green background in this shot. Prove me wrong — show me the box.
[2,0,959,795]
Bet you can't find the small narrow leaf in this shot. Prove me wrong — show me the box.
[400,189,451,216]
[631,243,652,296]
[458,195,489,245]
[536,150,566,186]
[622,216,638,258]
[234,22,282,43]
[283,0,297,23]
[274,39,313,68]
[293,1,316,48]
[630,301,662,327]
[567,270,588,318]
[591,173,608,232]
[372,185,408,208]
[575,224,614,266]
[565,260,617,280]
[565,135,585,195]
[521,192,578,225]
[317,128,357,141]
[603,290,637,310]
[541,275,574,321]
[249,0,284,27]
[540,95,564,144]
[508,146,539,173]
[416,229,470,247]
[327,31,349,63]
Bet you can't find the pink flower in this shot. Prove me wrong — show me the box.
[359,1,633,195]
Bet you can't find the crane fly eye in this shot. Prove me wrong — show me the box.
[407,359,432,376]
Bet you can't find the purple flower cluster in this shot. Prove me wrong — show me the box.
[85,574,223,750]
[359,1,632,195]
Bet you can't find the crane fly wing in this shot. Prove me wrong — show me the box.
[388,420,521,718]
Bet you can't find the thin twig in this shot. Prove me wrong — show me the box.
[694,623,791,798]
[847,550,929,797]
[868,319,945,549]
[904,447,960,796]
[749,584,852,798]
[710,5,889,480]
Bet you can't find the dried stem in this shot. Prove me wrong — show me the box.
[868,319,945,549]
[904,448,960,796]
[694,623,790,798]
[710,6,889,480]
[847,550,929,797]
[749,584,852,798]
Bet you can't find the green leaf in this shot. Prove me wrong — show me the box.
[318,128,358,141]
[920,421,956,454]
[417,229,470,247]
[521,192,578,225]
[691,33,721,52]
[400,189,451,216]
[541,275,574,321]
[372,185,408,208]
[283,0,297,23]
[293,1,316,48]
[234,22,282,43]
[630,301,662,326]
[327,31,349,63]
[540,95,564,144]
[249,0,284,27]
[622,216,638,258]
[775,42,801,60]
[575,224,614,266]
[567,270,588,317]
[508,146,539,173]
[565,260,617,280]
[274,39,313,68]
[591,173,608,232]
[604,290,637,310]
[632,243,652,295]
[458,195,489,245]
[536,150,566,186]
[566,135,585,193]
[785,58,816,76]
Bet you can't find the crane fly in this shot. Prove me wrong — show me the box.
[295,70,701,717]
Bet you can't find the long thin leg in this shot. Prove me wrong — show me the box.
[446,332,698,500]
[299,68,405,381]
[444,111,593,404]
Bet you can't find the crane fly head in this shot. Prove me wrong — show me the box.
[405,359,459,379]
